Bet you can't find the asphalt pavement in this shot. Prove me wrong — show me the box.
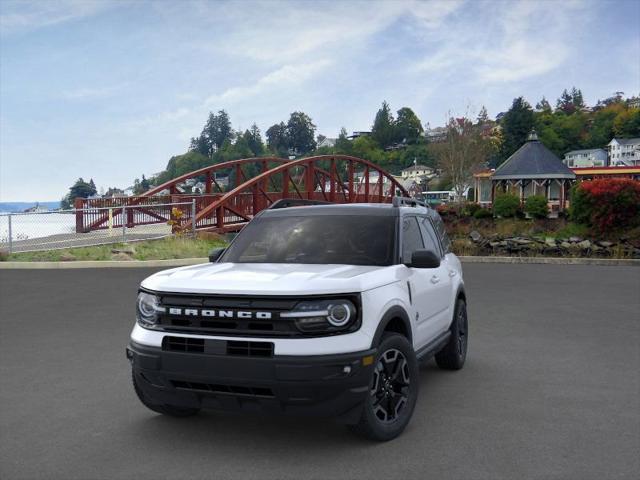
[0,264,638,480]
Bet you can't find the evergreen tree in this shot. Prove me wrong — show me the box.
[571,87,585,110]
[499,97,535,163]
[477,106,490,124]
[535,97,552,113]
[556,89,576,114]
[243,123,264,156]
[371,101,395,148]
[335,127,352,154]
[200,110,233,155]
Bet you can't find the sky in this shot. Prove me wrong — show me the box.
[0,0,639,202]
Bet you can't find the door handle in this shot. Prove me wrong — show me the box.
[449,270,457,277]
[430,275,440,284]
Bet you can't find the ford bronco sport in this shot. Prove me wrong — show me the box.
[127,197,468,441]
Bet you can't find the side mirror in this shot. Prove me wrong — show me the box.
[407,249,440,269]
[208,247,226,263]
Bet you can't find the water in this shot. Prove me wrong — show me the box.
[0,213,76,243]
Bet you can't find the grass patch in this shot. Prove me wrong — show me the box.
[3,236,227,262]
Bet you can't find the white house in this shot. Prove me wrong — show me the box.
[401,164,435,183]
[563,148,608,168]
[608,138,640,166]
[317,137,337,148]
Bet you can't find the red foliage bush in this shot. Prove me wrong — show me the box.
[570,179,640,233]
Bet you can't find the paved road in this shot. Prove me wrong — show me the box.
[0,265,638,480]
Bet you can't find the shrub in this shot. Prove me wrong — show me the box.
[524,195,549,219]
[461,202,481,217]
[493,193,521,218]
[570,179,640,233]
[473,208,493,219]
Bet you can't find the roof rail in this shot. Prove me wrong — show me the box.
[268,198,332,210]
[392,196,429,209]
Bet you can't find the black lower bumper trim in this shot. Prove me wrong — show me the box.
[127,341,376,422]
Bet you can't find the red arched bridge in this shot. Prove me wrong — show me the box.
[75,155,409,234]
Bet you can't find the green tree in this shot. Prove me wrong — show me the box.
[613,109,640,137]
[371,101,395,148]
[286,111,317,154]
[571,87,585,110]
[199,110,233,155]
[266,122,289,156]
[335,127,352,154]
[535,96,552,113]
[395,107,423,144]
[499,97,535,163]
[351,136,385,164]
[243,123,264,156]
[62,177,98,208]
[556,89,576,114]
[477,106,490,124]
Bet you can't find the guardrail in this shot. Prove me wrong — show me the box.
[0,200,196,254]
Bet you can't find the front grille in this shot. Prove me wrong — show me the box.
[156,294,299,337]
[171,380,274,398]
[162,336,274,357]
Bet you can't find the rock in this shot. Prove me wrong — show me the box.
[545,237,556,247]
[569,236,582,243]
[597,241,614,248]
[59,252,76,261]
[469,230,483,243]
[489,241,502,248]
[111,248,135,255]
[560,242,572,249]
[111,252,134,261]
[513,238,533,245]
[577,240,591,249]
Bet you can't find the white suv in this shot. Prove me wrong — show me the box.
[127,198,467,441]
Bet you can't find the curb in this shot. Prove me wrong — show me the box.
[1,256,639,269]
[458,256,640,266]
[0,258,207,269]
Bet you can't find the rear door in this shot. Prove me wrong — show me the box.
[401,216,448,348]
[418,216,453,335]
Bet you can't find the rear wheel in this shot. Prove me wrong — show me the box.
[132,370,200,417]
[349,333,419,441]
[435,298,468,370]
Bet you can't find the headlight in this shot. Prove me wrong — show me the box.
[281,299,357,333]
[136,291,164,327]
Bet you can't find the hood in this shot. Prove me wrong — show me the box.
[141,262,398,296]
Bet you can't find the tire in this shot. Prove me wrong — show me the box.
[349,333,419,441]
[132,370,200,417]
[435,298,468,370]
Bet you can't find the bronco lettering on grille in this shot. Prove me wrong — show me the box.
[167,308,272,319]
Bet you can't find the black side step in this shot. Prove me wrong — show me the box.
[415,331,451,361]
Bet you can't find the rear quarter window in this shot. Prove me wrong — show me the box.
[431,213,451,253]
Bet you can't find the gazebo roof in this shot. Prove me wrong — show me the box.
[493,131,576,180]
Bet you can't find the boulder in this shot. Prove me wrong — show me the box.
[569,236,582,243]
[577,240,591,249]
[597,241,614,248]
[545,237,556,247]
[469,230,483,243]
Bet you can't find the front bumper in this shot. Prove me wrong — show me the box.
[127,341,376,423]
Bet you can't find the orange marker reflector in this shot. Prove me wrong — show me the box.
[362,355,374,366]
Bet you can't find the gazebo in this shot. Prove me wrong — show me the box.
[474,131,576,216]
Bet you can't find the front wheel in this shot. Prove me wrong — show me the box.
[435,298,468,370]
[349,333,419,441]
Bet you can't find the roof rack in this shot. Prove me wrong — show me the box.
[392,196,429,209]
[268,198,332,210]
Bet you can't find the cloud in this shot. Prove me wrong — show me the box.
[205,60,333,105]
[0,0,116,35]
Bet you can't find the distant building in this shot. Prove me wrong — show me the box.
[608,138,640,166]
[424,126,447,143]
[401,164,435,183]
[563,148,608,168]
[571,166,640,181]
[317,137,337,148]
[347,131,371,140]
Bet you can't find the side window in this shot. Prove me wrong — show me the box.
[431,214,451,254]
[402,217,424,263]
[419,217,442,257]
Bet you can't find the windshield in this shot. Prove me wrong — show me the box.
[222,215,396,266]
